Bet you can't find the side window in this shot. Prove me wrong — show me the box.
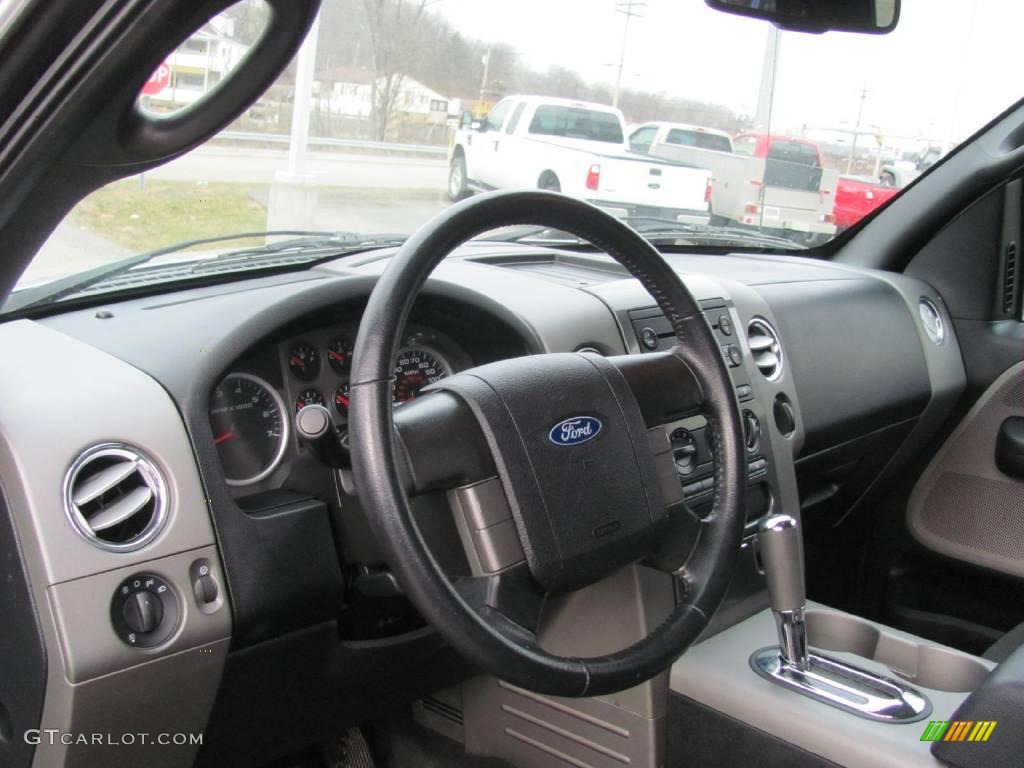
[734,136,758,156]
[666,129,697,147]
[768,140,819,167]
[505,102,526,135]
[629,126,657,154]
[485,100,512,132]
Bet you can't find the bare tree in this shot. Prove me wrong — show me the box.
[362,0,433,141]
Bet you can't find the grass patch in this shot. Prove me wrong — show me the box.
[69,180,267,252]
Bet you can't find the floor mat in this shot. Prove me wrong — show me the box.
[367,717,514,768]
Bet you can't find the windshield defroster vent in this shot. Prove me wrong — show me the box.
[63,444,168,551]
[747,318,783,382]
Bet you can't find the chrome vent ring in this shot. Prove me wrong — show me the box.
[63,443,168,552]
[747,318,784,382]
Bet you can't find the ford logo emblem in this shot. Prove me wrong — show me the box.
[548,416,602,447]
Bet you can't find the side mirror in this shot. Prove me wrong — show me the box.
[459,110,474,130]
[477,116,489,133]
[705,0,899,34]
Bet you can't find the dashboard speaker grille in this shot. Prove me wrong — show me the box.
[63,444,167,551]
[747,318,783,381]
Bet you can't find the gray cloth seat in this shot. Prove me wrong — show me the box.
[984,623,1024,663]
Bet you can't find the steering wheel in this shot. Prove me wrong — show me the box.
[349,190,746,697]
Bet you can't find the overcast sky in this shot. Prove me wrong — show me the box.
[435,0,1024,148]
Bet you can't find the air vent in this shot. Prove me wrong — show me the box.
[1004,242,1018,315]
[63,444,168,552]
[747,318,783,381]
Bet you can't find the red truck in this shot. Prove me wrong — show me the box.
[834,175,900,231]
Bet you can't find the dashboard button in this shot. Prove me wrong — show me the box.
[682,481,703,497]
[726,344,743,367]
[718,314,733,336]
[736,384,753,401]
[640,327,659,350]
[190,559,224,614]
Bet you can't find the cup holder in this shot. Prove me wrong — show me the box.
[806,610,992,693]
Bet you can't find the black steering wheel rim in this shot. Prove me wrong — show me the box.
[349,190,746,697]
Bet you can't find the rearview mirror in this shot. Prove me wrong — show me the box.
[705,0,899,34]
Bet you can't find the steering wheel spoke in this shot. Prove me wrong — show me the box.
[390,389,495,494]
[607,349,706,428]
[454,563,547,637]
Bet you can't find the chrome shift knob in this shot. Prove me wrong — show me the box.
[758,514,808,671]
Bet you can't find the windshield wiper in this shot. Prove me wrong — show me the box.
[4,231,406,313]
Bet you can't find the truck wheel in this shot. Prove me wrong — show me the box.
[538,172,561,193]
[709,214,730,228]
[448,156,470,201]
[880,171,897,188]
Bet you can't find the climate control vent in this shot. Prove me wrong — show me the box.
[747,318,783,381]
[63,444,168,551]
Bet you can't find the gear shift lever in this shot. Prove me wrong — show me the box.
[750,512,932,723]
[758,514,808,671]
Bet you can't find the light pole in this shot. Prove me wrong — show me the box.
[479,46,492,108]
[753,25,780,131]
[845,87,869,174]
[613,0,645,109]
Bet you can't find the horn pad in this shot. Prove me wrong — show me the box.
[434,353,669,592]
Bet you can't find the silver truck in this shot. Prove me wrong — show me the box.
[629,122,838,244]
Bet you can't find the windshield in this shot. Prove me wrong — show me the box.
[11,0,1024,300]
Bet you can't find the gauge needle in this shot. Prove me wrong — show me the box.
[213,431,235,445]
[329,351,345,361]
[336,394,350,407]
[290,355,304,368]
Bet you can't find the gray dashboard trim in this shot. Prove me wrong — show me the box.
[0,319,228,768]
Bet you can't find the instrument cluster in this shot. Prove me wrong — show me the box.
[208,322,465,488]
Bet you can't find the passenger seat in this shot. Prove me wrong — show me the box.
[984,624,1024,663]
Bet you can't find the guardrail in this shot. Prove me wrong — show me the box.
[213,130,448,157]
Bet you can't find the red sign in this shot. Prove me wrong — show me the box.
[141,62,171,96]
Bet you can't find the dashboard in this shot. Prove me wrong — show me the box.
[0,241,964,767]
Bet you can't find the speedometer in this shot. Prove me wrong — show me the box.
[393,348,448,402]
[209,373,288,486]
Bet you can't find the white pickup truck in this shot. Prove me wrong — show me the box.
[629,122,838,244]
[448,96,712,225]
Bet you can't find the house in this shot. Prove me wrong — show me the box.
[315,67,451,124]
[143,16,250,109]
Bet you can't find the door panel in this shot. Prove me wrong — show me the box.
[908,361,1024,578]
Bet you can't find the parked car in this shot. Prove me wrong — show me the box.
[635,124,838,244]
[448,96,713,225]
[880,146,943,188]
[834,174,900,230]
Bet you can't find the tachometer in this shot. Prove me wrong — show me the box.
[393,348,448,402]
[287,341,320,381]
[209,373,288,486]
